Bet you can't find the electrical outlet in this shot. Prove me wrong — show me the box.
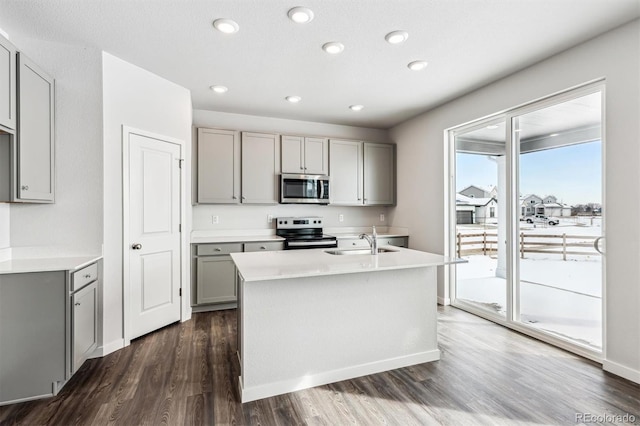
[212,215,219,224]
[380,213,385,222]
[267,214,273,223]
[339,214,344,222]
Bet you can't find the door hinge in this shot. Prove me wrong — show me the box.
[178,159,184,168]
[179,288,182,297]
[179,223,182,232]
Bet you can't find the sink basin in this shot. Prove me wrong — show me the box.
[325,248,398,255]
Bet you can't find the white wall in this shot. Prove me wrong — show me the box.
[193,110,391,231]
[389,20,640,383]
[4,37,103,256]
[102,53,192,353]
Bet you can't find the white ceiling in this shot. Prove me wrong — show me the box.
[0,0,638,129]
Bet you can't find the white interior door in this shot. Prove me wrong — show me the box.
[127,131,182,340]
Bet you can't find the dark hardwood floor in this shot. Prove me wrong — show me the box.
[1,306,638,425]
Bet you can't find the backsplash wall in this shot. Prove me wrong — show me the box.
[192,204,389,231]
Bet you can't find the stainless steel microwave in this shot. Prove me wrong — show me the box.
[280,174,330,204]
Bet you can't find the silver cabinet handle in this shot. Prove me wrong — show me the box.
[75,302,81,306]
[21,185,29,190]
[84,274,92,279]
[260,246,266,250]
[232,196,237,199]
[242,196,246,200]
[214,248,222,252]
[131,243,142,250]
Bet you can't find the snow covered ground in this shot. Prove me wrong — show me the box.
[455,217,603,349]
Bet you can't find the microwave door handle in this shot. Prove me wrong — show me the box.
[319,180,325,199]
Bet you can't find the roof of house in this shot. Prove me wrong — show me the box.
[457,194,495,207]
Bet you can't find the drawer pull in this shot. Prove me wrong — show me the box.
[84,274,92,279]
[21,185,29,190]
[260,246,266,250]
[75,302,81,306]
[132,243,142,250]
[215,248,222,252]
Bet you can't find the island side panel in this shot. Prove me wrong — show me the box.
[238,266,439,402]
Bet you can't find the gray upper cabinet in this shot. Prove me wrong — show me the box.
[329,139,363,205]
[241,132,280,204]
[17,53,55,203]
[196,128,240,204]
[0,36,16,131]
[281,135,328,175]
[363,142,394,205]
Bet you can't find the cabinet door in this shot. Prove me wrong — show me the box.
[241,132,280,204]
[364,143,394,205]
[303,137,328,175]
[281,135,303,173]
[17,53,55,202]
[197,128,240,203]
[329,139,363,205]
[196,256,237,304]
[0,36,16,131]
[72,281,98,374]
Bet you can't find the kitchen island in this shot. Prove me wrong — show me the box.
[231,246,458,403]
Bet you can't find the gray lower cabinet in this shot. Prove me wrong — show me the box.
[193,241,284,308]
[194,243,242,306]
[70,263,99,374]
[0,260,101,405]
[0,271,67,405]
[338,236,408,249]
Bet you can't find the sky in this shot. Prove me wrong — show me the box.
[456,141,602,206]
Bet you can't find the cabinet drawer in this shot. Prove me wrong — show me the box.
[72,262,98,291]
[379,237,408,248]
[338,238,370,249]
[197,243,243,256]
[244,241,284,252]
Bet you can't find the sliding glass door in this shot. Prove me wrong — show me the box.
[515,91,603,349]
[453,120,507,318]
[450,84,604,356]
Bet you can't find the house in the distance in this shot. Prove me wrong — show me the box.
[456,185,498,224]
[520,194,572,217]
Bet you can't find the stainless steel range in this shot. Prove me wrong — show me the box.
[276,216,338,250]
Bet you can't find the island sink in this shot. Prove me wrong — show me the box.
[324,247,398,255]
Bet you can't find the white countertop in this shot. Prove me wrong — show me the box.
[329,231,409,239]
[0,256,101,275]
[231,246,459,282]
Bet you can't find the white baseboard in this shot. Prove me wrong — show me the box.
[239,349,441,403]
[603,359,640,384]
[438,296,451,306]
[93,338,125,358]
[0,392,53,407]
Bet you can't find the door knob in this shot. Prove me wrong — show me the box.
[131,243,142,250]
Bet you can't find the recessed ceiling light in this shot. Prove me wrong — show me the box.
[322,42,344,54]
[286,95,302,103]
[213,18,239,34]
[550,133,559,137]
[349,104,364,111]
[288,7,314,23]
[486,124,499,130]
[407,60,428,71]
[210,85,228,94]
[385,30,409,44]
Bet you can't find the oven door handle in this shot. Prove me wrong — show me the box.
[288,240,335,247]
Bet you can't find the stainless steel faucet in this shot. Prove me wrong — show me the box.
[359,226,378,255]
